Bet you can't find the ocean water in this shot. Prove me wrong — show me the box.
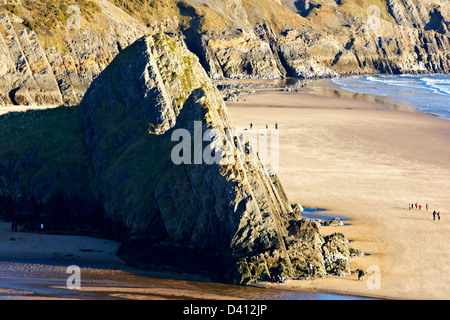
[331,74,450,120]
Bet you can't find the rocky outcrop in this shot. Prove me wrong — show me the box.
[178,0,450,79]
[0,0,149,106]
[79,33,350,282]
[0,33,350,283]
[204,32,284,79]
[0,13,63,106]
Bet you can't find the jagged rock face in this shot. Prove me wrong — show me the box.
[0,13,63,106]
[0,0,449,107]
[79,33,350,283]
[205,34,284,79]
[0,32,350,282]
[0,0,148,106]
[181,0,450,78]
[79,33,290,280]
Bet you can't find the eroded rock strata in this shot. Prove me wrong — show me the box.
[0,34,350,283]
[0,0,448,106]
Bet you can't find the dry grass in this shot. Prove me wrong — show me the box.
[1,0,102,51]
[110,0,180,22]
[5,1,100,31]
[0,0,403,49]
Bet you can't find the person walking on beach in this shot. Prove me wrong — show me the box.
[426,204,429,211]
[419,204,422,210]
[275,123,278,130]
[437,212,441,221]
[358,269,365,281]
[415,203,418,209]
[433,211,436,220]
[309,263,316,280]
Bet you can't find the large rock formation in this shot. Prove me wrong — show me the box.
[0,33,350,283]
[0,0,449,106]
[79,33,350,282]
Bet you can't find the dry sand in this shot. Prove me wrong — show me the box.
[0,105,60,116]
[1,87,449,300]
[227,90,450,300]
[0,223,124,266]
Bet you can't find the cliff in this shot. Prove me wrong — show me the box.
[0,0,449,106]
[0,33,350,283]
[0,0,148,106]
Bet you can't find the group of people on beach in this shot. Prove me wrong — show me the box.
[249,123,279,130]
[269,274,285,284]
[408,203,428,210]
[10,221,36,233]
[408,203,441,221]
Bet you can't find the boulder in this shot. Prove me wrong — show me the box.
[322,218,344,227]
[322,232,351,276]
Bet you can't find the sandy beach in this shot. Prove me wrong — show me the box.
[227,89,450,300]
[1,84,449,300]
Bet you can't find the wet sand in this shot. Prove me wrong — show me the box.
[227,88,450,300]
[0,222,367,300]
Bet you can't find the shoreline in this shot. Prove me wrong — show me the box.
[1,75,446,122]
[218,75,450,122]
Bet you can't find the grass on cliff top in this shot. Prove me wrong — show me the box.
[242,0,304,32]
[1,0,398,52]
[3,0,100,31]
[339,0,393,21]
[1,0,102,51]
[1,0,228,50]
[111,0,179,21]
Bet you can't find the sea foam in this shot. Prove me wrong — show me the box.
[332,74,450,119]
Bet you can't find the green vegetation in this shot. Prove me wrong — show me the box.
[0,107,88,193]
[0,107,82,161]
[1,0,101,51]
[2,1,100,31]
[0,0,398,53]
[112,0,179,22]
